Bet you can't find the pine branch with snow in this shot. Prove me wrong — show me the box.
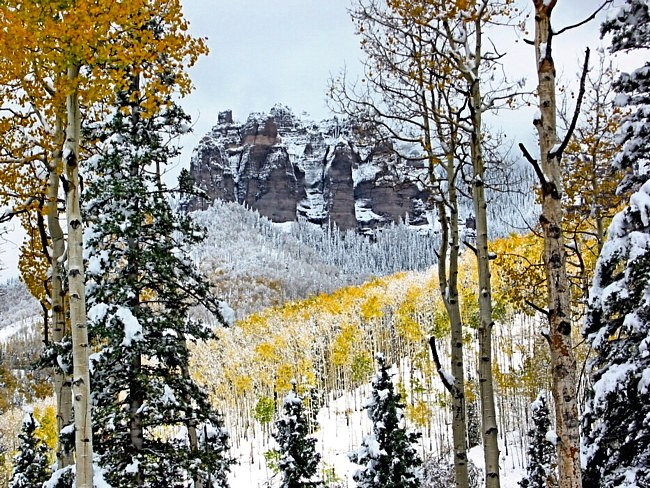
[581,4,650,486]
[582,179,650,487]
[601,0,650,192]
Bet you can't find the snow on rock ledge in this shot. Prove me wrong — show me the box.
[184,105,430,233]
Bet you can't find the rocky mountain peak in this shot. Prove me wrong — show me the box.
[186,106,431,232]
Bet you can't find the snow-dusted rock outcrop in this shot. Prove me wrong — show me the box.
[186,105,430,232]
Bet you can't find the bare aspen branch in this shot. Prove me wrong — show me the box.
[549,48,591,162]
[554,1,614,36]
[428,336,459,396]
[525,299,550,317]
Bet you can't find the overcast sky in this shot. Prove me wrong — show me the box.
[0,1,621,280]
[175,0,616,173]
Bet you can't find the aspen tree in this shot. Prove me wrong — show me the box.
[416,3,519,484]
[330,3,473,484]
[0,1,207,485]
[0,17,73,470]
[518,2,613,487]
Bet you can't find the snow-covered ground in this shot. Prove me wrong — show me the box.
[228,364,526,487]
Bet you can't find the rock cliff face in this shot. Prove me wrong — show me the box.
[187,105,430,231]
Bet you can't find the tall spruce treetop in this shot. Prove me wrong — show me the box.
[272,382,324,488]
[83,75,233,485]
[349,354,421,488]
[601,0,650,191]
[519,391,556,488]
[9,410,51,488]
[582,2,650,486]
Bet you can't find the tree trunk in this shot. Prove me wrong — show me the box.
[533,2,582,488]
[430,124,469,488]
[127,74,144,485]
[469,75,500,487]
[437,195,470,488]
[47,116,74,469]
[64,63,93,488]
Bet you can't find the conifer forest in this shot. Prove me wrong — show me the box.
[1,1,649,487]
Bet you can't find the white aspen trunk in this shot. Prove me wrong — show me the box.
[436,192,470,488]
[418,21,470,481]
[48,117,74,469]
[533,2,582,487]
[427,112,469,488]
[469,82,500,486]
[64,63,94,487]
[467,16,500,485]
[446,165,470,488]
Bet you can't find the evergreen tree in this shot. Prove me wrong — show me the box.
[582,3,650,486]
[9,411,50,488]
[196,422,233,488]
[519,391,556,488]
[600,0,650,193]
[349,354,421,488]
[83,79,233,486]
[466,400,481,450]
[272,381,324,488]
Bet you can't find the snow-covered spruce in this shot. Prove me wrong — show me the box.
[582,180,650,486]
[581,3,650,487]
[272,381,324,488]
[519,391,556,488]
[349,354,422,488]
[601,0,650,192]
[80,81,233,486]
[421,454,482,488]
[9,410,50,488]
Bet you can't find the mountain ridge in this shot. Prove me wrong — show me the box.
[186,105,432,232]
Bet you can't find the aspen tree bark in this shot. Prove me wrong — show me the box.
[462,10,500,484]
[469,76,500,487]
[425,103,469,488]
[435,186,470,488]
[443,155,469,488]
[47,117,74,469]
[64,63,93,487]
[532,2,582,487]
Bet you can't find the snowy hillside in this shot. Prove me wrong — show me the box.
[0,279,40,344]
[190,259,553,487]
[191,200,441,317]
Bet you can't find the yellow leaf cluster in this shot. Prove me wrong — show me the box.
[406,399,431,428]
[332,323,364,367]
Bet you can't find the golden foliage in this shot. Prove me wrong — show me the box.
[395,286,425,343]
[332,323,364,367]
[34,405,58,453]
[406,399,431,428]
[0,0,208,309]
